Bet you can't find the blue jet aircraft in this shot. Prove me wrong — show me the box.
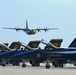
[0,38,63,67]
[0,40,41,66]
[11,38,76,69]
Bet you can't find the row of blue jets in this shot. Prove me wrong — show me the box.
[0,38,63,66]
[0,38,76,69]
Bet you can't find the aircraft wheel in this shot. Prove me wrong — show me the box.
[12,62,16,66]
[12,63,16,66]
[31,64,35,66]
[31,60,36,66]
[46,65,50,69]
[22,64,26,68]
[52,60,59,67]
[12,62,20,66]
[36,63,40,67]
[59,63,63,67]
[74,63,76,66]
[16,62,20,66]
[2,60,6,67]
[2,63,6,67]
[53,65,58,67]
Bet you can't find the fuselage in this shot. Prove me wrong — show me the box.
[0,47,76,63]
[11,48,76,63]
[0,50,29,59]
[24,29,36,35]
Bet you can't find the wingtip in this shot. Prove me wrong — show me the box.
[2,27,5,29]
[2,27,8,29]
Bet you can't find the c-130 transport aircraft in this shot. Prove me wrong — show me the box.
[3,20,58,35]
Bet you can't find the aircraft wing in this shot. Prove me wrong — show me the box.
[3,27,27,31]
[35,28,59,32]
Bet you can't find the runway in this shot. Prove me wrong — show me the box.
[0,63,76,75]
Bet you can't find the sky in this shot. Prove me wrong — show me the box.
[0,0,76,47]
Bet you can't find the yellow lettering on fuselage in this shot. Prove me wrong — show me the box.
[50,54,61,57]
[37,54,40,58]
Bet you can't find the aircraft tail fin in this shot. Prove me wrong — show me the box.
[68,38,76,47]
[50,38,63,47]
[28,40,41,48]
[44,38,63,49]
[9,41,21,49]
[26,20,28,29]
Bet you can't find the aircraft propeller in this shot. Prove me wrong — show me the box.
[37,27,41,32]
[44,27,48,32]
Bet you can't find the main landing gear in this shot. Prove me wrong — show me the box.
[2,60,6,67]
[45,54,51,69]
[52,60,64,67]
[45,59,50,69]
[30,60,40,67]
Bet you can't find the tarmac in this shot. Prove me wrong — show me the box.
[0,63,76,75]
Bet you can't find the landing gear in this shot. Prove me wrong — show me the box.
[45,53,51,69]
[30,60,40,67]
[59,63,63,67]
[36,63,40,67]
[22,59,26,68]
[22,63,26,67]
[12,61,20,66]
[45,59,50,69]
[2,60,6,67]
[52,60,59,67]
[52,60,63,67]
[74,64,76,66]
[31,60,36,66]
[46,65,50,69]
[2,63,6,67]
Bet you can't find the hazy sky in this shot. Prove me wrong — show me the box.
[0,0,76,47]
